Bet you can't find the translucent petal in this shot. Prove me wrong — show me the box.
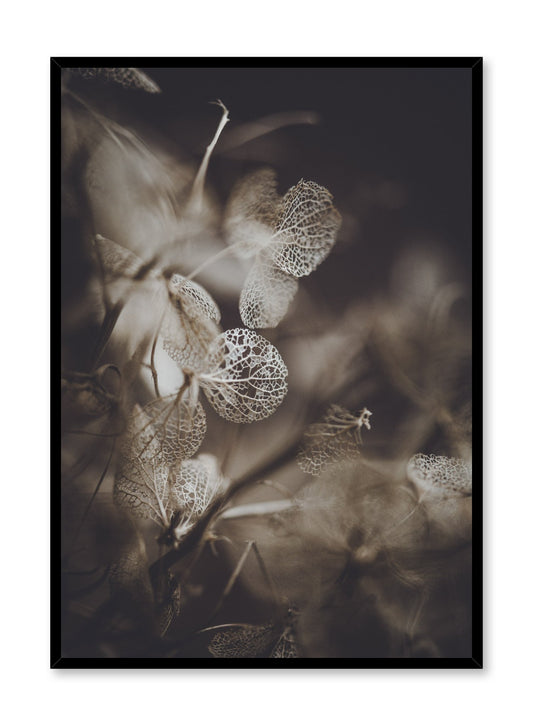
[208,624,276,658]
[270,632,299,658]
[167,274,221,324]
[224,168,281,258]
[170,454,226,537]
[297,405,372,476]
[71,67,160,93]
[122,394,207,469]
[158,577,181,637]
[113,454,171,526]
[93,234,147,280]
[239,250,298,329]
[163,275,221,371]
[162,309,219,372]
[272,180,342,277]
[200,329,288,423]
[108,546,154,610]
[114,393,207,527]
[407,454,472,498]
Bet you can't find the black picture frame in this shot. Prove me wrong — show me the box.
[52,57,482,669]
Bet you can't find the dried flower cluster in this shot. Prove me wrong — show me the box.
[225,169,341,328]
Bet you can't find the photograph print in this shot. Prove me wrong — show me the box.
[55,59,481,665]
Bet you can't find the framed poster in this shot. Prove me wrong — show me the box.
[53,58,481,667]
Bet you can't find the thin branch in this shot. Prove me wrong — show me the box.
[216,110,320,153]
[220,499,294,520]
[148,420,316,581]
[90,242,162,372]
[205,540,254,626]
[185,244,236,282]
[149,311,166,398]
[251,541,282,615]
[91,301,126,371]
[64,439,116,567]
[188,100,230,215]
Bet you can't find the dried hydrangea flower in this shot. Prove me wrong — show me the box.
[225,171,341,277]
[407,454,472,498]
[224,168,282,259]
[225,170,341,329]
[208,618,299,658]
[115,392,208,533]
[108,543,154,614]
[208,624,276,658]
[272,179,342,278]
[162,273,221,371]
[297,405,372,476]
[122,392,207,469]
[198,328,288,423]
[239,249,299,329]
[158,576,181,637]
[169,454,228,540]
[114,450,174,528]
[270,631,299,658]
[114,450,226,544]
[166,274,221,324]
[92,235,222,372]
[70,67,161,93]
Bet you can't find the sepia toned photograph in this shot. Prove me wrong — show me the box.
[54,59,481,666]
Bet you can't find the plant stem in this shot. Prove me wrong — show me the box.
[185,244,236,282]
[220,499,294,520]
[63,438,116,567]
[148,433,303,582]
[149,311,166,398]
[188,100,230,215]
[206,540,254,625]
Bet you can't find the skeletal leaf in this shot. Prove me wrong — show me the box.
[158,576,181,636]
[114,451,224,541]
[272,180,342,277]
[224,168,282,258]
[208,621,299,658]
[108,543,154,614]
[407,454,472,498]
[297,405,372,476]
[71,67,161,93]
[93,234,148,280]
[271,632,299,658]
[122,393,207,468]
[208,624,277,658]
[199,328,288,423]
[114,453,172,527]
[226,171,340,328]
[163,274,221,371]
[239,250,298,329]
[170,454,227,539]
[167,274,221,324]
[162,311,219,372]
